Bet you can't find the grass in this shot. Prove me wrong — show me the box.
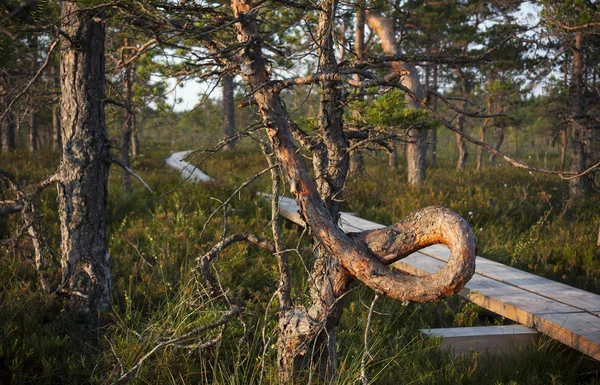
[1,136,599,384]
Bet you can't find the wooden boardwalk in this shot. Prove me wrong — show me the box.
[273,196,600,360]
[164,153,600,360]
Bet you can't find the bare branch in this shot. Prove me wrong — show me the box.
[361,293,379,385]
[196,232,275,298]
[110,156,154,193]
[0,39,58,126]
[111,306,242,385]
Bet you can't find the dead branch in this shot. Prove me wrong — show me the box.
[0,204,23,215]
[0,39,58,126]
[361,293,379,385]
[110,156,154,193]
[111,306,242,385]
[196,232,275,298]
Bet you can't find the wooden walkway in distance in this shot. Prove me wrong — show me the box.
[273,195,600,361]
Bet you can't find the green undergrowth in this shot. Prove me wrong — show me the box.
[0,145,599,384]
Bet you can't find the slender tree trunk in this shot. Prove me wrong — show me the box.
[350,7,365,176]
[455,112,468,170]
[1,105,16,152]
[120,38,134,193]
[476,122,486,171]
[560,127,568,169]
[132,115,140,157]
[222,74,237,150]
[366,10,426,185]
[569,32,590,198]
[455,68,469,171]
[58,1,112,315]
[28,112,38,153]
[428,64,438,166]
[52,62,62,151]
[489,126,504,165]
[477,70,497,171]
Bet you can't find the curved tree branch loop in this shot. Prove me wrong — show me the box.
[231,0,476,303]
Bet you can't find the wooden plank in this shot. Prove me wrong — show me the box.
[534,312,600,361]
[419,245,600,314]
[420,325,539,356]
[396,254,581,327]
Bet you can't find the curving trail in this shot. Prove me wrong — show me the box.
[165,150,213,182]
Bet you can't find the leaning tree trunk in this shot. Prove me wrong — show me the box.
[569,31,590,198]
[58,1,112,315]
[230,2,475,384]
[366,10,426,185]
[222,74,237,150]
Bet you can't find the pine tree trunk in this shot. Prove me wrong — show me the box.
[350,6,366,176]
[477,71,495,171]
[476,123,485,171]
[569,32,590,198]
[1,110,15,153]
[366,10,426,185]
[28,112,38,153]
[455,113,468,170]
[120,38,134,193]
[560,127,567,169]
[222,74,237,150]
[489,126,504,165]
[428,65,438,166]
[455,69,469,171]
[52,62,62,151]
[58,1,112,316]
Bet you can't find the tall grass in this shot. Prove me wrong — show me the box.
[0,144,598,384]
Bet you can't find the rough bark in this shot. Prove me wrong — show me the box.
[58,1,112,315]
[569,32,590,197]
[366,10,426,185]
[222,74,237,150]
[230,2,475,382]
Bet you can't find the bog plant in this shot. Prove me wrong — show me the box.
[0,145,598,384]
